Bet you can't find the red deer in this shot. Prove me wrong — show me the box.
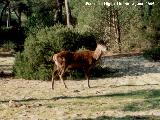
[51,44,106,89]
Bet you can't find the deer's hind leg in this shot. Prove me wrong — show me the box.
[59,65,68,89]
[51,65,60,90]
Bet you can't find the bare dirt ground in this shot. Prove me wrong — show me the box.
[0,54,160,120]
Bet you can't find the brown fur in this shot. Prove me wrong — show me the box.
[51,44,106,89]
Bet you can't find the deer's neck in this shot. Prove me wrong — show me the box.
[93,47,102,60]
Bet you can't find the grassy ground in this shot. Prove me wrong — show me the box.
[0,76,160,120]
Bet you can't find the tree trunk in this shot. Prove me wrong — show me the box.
[109,6,112,50]
[0,1,9,28]
[140,0,144,18]
[54,0,63,23]
[64,0,72,28]
[115,10,121,53]
[6,3,11,28]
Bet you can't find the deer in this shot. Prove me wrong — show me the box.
[51,43,106,90]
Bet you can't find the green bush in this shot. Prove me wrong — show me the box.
[13,52,33,79]
[14,25,97,80]
[143,46,160,61]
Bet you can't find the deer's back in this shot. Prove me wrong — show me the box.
[57,51,96,69]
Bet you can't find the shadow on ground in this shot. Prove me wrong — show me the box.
[1,89,160,112]
[76,115,159,120]
[0,71,14,78]
[92,56,160,78]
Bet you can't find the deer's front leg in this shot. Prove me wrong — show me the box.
[84,69,90,88]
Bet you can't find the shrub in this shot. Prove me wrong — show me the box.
[0,41,16,52]
[14,25,97,80]
[143,46,160,61]
[13,52,39,79]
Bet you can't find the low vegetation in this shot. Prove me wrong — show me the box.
[13,25,97,80]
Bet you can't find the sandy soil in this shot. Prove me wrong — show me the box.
[0,55,160,120]
[0,56,15,74]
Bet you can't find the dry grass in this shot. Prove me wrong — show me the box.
[1,76,160,120]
